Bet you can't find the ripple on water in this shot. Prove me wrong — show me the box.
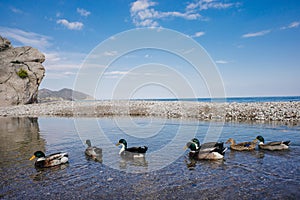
[0,117,299,199]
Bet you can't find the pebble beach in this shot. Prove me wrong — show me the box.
[0,100,299,122]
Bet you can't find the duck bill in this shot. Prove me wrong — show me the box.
[183,145,188,150]
[29,155,36,160]
[115,142,120,146]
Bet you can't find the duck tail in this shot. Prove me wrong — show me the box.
[215,142,224,149]
[283,141,291,146]
[222,147,228,154]
[213,147,227,155]
[61,152,69,157]
[144,146,148,152]
[139,146,148,153]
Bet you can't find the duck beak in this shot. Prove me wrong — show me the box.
[183,145,188,150]
[29,155,36,160]
[115,142,120,146]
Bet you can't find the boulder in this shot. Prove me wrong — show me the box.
[0,36,45,106]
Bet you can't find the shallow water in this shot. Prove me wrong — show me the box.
[0,117,299,199]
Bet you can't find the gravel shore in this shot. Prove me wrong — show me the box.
[0,100,299,122]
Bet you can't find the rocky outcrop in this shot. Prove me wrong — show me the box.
[0,36,45,106]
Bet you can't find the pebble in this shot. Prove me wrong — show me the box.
[0,100,299,122]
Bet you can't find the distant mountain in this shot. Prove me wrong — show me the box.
[38,88,94,102]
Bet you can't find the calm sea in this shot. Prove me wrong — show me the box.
[134,96,300,103]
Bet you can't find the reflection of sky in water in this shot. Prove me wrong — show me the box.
[1,117,300,199]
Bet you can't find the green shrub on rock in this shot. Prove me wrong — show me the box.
[17,68,28,79]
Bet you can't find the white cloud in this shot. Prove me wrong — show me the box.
[131,0,156,13]
[43,51,86,71]
[104,71,129,75]
[130,0,201,27]
[186,0,239,11]
[242,30,271,38]
[192,31,205,37]
[103,51,118,56]
[57,19,83,30]
[77,8,91,17]
[10,7,23,14]
[281,21,300,30]
[56,12,62,17]
[130,0,239,27]
[45,71,77,79]
[215,60,228,64]
[0,26,51,50]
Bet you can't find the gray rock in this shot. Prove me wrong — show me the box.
[0,36,45,106]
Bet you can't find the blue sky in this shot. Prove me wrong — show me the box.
[0,0,299,98]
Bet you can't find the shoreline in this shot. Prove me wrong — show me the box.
[0,100,299,123]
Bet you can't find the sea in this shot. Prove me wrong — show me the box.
[134,96,300,103]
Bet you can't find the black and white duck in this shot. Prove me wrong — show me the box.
[256,135,291,151]
[85,140,103,162]
[29,151,68,168]
[116,139,148,156]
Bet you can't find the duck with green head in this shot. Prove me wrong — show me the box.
[116,139,148,155]
[85,140,103,162]
[191,138,226,153]
[256,135,291,151]
[185,138,227,160]
[29,151,68,168]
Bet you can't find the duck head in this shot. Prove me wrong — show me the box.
[86,139,92,147]
[29,151,45,160]
[191,138,200,149]
[116,139,127,148]
[256,135,265,144]
[184,142,198,152]
[225,138,235,144]
[116,139,127,154]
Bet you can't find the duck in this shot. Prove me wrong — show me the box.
[256,135,291,151]
[185,138,227,160]
[85,140,103,162]
[191,138,226,153]
[29,151,68,168]
[116,139,148,156]
[226,138,258,151]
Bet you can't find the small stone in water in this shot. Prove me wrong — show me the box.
[107,177,113,181]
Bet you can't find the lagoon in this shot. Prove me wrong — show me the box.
[0,117,299,199]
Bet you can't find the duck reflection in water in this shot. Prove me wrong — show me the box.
[185,156,225,170]
[30,163,69,181]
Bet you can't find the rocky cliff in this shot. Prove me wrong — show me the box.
[0,36,45,106]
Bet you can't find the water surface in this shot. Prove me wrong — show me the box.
[0,117,299,199]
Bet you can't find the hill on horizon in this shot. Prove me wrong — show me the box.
[38,88,94,102]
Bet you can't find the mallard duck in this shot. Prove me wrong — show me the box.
[256,135,291,151]
[191,138,226,153]
[29,151,68,168]
[226,138,258,151]
[85,140,103,162]
[116,139,148,156]
[185,138,227,160]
